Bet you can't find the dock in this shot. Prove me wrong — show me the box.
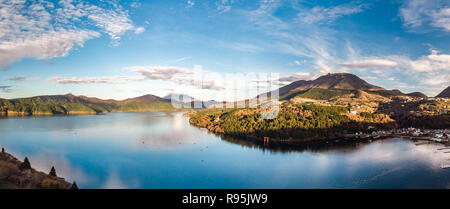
[415,142,431,146]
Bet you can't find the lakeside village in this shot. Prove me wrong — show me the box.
[341,128,450,169]
[347,128,449,143]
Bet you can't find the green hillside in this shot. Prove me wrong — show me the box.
[295,88,353,100]
[0,94,180,116]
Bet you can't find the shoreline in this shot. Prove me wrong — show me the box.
[195,125,450,149]
[0,109,186,118]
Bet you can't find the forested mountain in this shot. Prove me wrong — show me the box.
[0,93,177,116]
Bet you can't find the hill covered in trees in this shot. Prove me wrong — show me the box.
[0,93,180,116]
[188,102,396,142]
[188,73,449,143]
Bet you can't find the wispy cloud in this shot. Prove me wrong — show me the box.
[217,0,232,13]
[125,66,194,80]
[48,76,145,84]
[0,85,12,93]
[242,0,367,75]
[6,76,27,82]
[134,27,145,34]
[186,0,195,8]
[340,59,398,68]
[174,56,192,63]
[342,50,450,73]
[399,0,450,32]
[277,72,317,85]
[49,65,225,91]
[296,4,366,24]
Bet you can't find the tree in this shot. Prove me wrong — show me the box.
[1,147,4,153]
[19,157,31,170]
[49,166,57,177]
[70,181,78,189]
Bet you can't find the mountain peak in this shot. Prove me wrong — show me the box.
[312,73,383,91]
[163,93,197,103]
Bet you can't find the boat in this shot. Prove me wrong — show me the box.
[440,164,450,169]
[431,138,442,142]
[415,142,430,146]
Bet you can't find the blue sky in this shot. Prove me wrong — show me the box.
[0,0,449,100]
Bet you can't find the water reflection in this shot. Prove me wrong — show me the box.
[220,134,372,153]
[1,112,450,188]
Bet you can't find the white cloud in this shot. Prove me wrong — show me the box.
[399,0,450,32]
[5,76,39,82]
[186,0,195,8]
[340,50,450,73]
[340,59,398,68]
[0,86,13,93]
[0,29,100,67]
[223,42,264,53]
[48,76,145,84]
[134,27,145,34]
[126,65,224,90]
[126,66,194,80]
[0,0,141,67]
[217,0,232,13]
[49,65,225,91]
[277,72,317,85]
[174,56,192,63]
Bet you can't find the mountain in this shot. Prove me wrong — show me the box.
[0,93,178,116]
[163,93,198,103]
[259,73,429,101]
[406,92,428,98]
[436,86,450,98]
[163,93,224,108]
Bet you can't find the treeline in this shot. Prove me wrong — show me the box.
[0,95,177,116]
[189,103,395,141]
[0,96,114,115]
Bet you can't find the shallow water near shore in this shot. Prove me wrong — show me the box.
[1,112,449,189]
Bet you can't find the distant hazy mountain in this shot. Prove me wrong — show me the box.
[163,93,224,108]
[163,93,198,103]
[0,93,177,116]
[437,86,450,98]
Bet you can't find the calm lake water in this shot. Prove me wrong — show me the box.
[1,112,449,189]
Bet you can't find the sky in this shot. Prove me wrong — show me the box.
[0,0,449,101]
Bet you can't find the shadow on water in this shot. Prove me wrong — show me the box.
[217,134,376,154]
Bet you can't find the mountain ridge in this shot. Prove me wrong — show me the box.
[437,86,450,98]
[0,93,178,116]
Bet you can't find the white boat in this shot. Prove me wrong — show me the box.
[431,138,442,142]
[440,164,450,169]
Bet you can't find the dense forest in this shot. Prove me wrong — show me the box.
[0,94,179,116]
[188,102,396,141]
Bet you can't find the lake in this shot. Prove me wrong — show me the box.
[1,112,449,188]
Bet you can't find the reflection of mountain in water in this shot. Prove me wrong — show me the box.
[218,134,373,153]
